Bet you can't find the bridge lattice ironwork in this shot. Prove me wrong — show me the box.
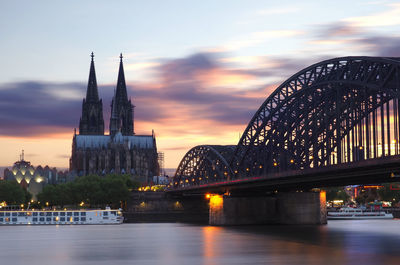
[173,145,235,187]
[172,57,400,190]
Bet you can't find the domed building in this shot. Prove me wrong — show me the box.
[3,151,68,200]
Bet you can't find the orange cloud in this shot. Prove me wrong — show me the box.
[195,68,255,90]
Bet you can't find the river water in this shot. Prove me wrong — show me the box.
[1,220,400,265]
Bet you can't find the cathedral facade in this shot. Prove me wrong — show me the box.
[69,53,159,179]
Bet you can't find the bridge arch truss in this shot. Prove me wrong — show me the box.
[171,56,400,189]
[233,56,400,177]
[173,145,235,188]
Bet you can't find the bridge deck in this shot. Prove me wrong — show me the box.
[168,156,400,194]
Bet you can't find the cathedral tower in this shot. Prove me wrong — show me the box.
[79,52,105,135]
[71,52,158,178]
[109,53,135,136]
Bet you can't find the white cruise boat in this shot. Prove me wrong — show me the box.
[328,207,393,220]
[0,207,123,225]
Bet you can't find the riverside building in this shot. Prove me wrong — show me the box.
[3,151,68,199]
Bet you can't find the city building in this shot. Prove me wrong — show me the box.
[69,53,159,179]
[3,151,68,200]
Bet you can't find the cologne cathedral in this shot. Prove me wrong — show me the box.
[69,53,159,178]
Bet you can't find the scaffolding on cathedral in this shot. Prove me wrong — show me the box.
[158,152,165,176]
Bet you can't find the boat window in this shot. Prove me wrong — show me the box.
[80,217,86,221]
[12,212,17,216]
[18,212,26,216]
[53,217,58,222]
[0,213,4,216]
[103,217,109,220]
[74,212,79,216]
[5,217,10,222]
[67,212,72,216]
[111,211,116,215]
[33,218,38,222]
[0,218,3,222]
[81,212,86,216]
[60,217,65,222]
[53,212,59,216]
[33,212,38,216]
[46,212,52,216]
[39,217,45,222]
[103,211,108,216]
[39,212,44,216]
[60,212,65,216]
[74,217,79,222]
[12,218,17,222]
[5,212,10,216]
[46,217,51,222]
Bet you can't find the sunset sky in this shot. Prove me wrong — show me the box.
[1,0,400,171]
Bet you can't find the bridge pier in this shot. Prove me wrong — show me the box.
[124,192,209,223]
[209,191,326,225]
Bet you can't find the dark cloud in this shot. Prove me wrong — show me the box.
[131,52,270,126]
[356,36,400,57]
[313,20,400,58]
[159,53,217,80]
[316,23,361,39]
[204,101,261,125]
[0,81,82,136]
[0,52,304,137]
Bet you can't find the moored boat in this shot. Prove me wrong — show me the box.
[328,207,393,220]
[0,207,123,225]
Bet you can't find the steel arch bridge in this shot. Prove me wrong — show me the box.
[173,145,236,187]
[171,56,400,191]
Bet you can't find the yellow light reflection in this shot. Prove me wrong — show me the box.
[202,226,222,260]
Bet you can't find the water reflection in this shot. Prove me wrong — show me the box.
[203,226,221,262]
[0,220,399,265]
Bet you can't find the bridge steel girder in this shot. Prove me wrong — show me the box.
[233,56,400,178]
[169,155,400,194]
[173,145,235,189]
[170,56,400,192]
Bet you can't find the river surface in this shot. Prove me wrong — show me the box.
[1,220,400,265]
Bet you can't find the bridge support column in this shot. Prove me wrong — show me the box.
[209,191,326,225]
[276,191,327,225]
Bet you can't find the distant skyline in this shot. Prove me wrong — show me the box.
[1,0,400,169]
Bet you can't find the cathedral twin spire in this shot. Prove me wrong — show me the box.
[79,52,104,135]
[110,53,135,136]
[116,53,128,104]
[86,52,99,102]
[79,52,134,136]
